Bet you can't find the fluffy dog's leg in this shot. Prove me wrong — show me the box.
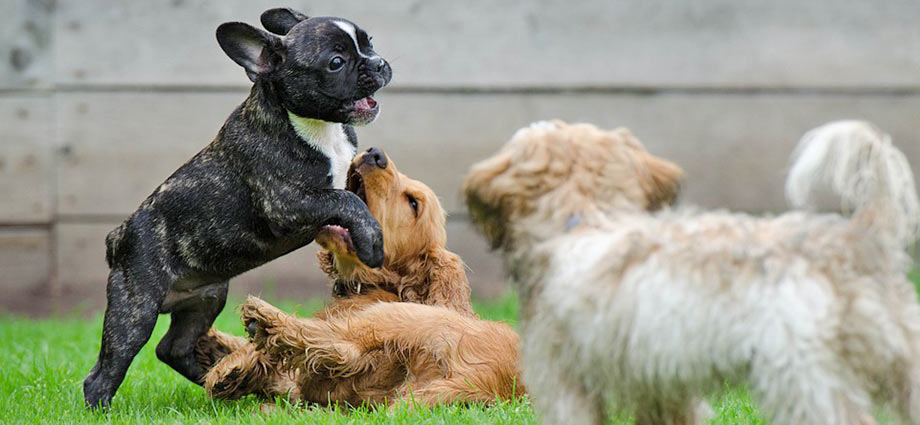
[523,325,603,425]
[195,328,249,371]
[155,281,228,385]
[886,297,920,424]
[83,267,168,409]
[531,373,603,425]
[751,358,876,425]
[240,296,364,377]
[634,399,712,425]
[902,367,920,425]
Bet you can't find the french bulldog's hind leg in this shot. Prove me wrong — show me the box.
[83,266,167,409]
[156,281,228,385]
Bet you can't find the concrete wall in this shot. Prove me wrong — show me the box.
[2,0,919,315]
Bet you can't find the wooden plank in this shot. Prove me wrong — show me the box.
[55,92,241,216]
[360,92,920,214]
[446,220,507,299]
[0,0,51,89]
[0,96,53,223]
[55,222,332,304]
[53,0,920,89]
[0,228,50,292]
[57,91,920,217]
[53,219,508,306]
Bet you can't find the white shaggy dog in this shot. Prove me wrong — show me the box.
[463,120,920,425]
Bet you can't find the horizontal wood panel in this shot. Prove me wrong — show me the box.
[55,92,239,215]
[446,220,506,299]
[54,91,920,216]
[52,0,920,89]
[0,229,50,292]
[0,96,53,222]
[53,219,507,305]
[347,92,920,213]
[54,222,330,301]
[0,0,51,89]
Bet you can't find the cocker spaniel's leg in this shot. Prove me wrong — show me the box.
[404,378,504,407]
[253,302,477,387]
[194,328,249,371]
[203,342,278,400]
[239,296,368,378]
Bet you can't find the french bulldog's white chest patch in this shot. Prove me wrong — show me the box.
[288,112,356,190]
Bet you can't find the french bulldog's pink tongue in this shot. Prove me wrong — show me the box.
[355,96,377,111]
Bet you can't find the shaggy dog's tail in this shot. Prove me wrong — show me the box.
[786,120,920,248]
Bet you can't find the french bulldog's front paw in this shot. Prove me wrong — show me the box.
[353,225,384,268]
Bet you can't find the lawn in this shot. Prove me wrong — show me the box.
[2,272,919,425]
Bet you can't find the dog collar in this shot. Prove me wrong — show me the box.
[332,279,369,297]
[565,213,582,231]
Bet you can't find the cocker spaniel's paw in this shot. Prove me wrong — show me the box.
[239,296,286,348]
[203,344,270,400]
[195,328,246,370]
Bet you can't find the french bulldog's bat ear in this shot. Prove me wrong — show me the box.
[260,8,309,35]
[216,22,284,82]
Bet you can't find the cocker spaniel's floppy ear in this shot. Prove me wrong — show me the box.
[641,152,683,210]
[421,249,474,315]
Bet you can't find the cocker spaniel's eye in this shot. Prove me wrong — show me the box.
[406,193,419,216]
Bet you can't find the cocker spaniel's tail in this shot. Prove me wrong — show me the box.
[786,120,919,248]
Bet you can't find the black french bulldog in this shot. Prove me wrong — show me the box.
[83,8,391,409]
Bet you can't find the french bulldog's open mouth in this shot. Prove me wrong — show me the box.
[348,96,380,125]
[354,96,377,113]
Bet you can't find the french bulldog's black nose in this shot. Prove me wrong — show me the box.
[368,57,386,73]
[363,147,387,169]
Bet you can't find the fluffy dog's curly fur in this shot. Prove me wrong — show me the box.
[463,120,920,425]
[194,149,521,406]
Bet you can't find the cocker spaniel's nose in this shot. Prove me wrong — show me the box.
[363,147,388,169]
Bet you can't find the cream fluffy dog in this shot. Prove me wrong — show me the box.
[463,120,920,425]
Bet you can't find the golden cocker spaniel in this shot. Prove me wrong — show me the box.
[195,148,522,407]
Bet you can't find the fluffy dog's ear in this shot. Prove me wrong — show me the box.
[216,22,284,82]
[422,250,474,315]
[641,153,683,210]
[463,151,514,249]
[260,8,309,35]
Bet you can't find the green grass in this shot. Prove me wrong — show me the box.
[3,273,919,424]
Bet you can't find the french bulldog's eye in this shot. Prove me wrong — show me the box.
[328,56,345,71]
